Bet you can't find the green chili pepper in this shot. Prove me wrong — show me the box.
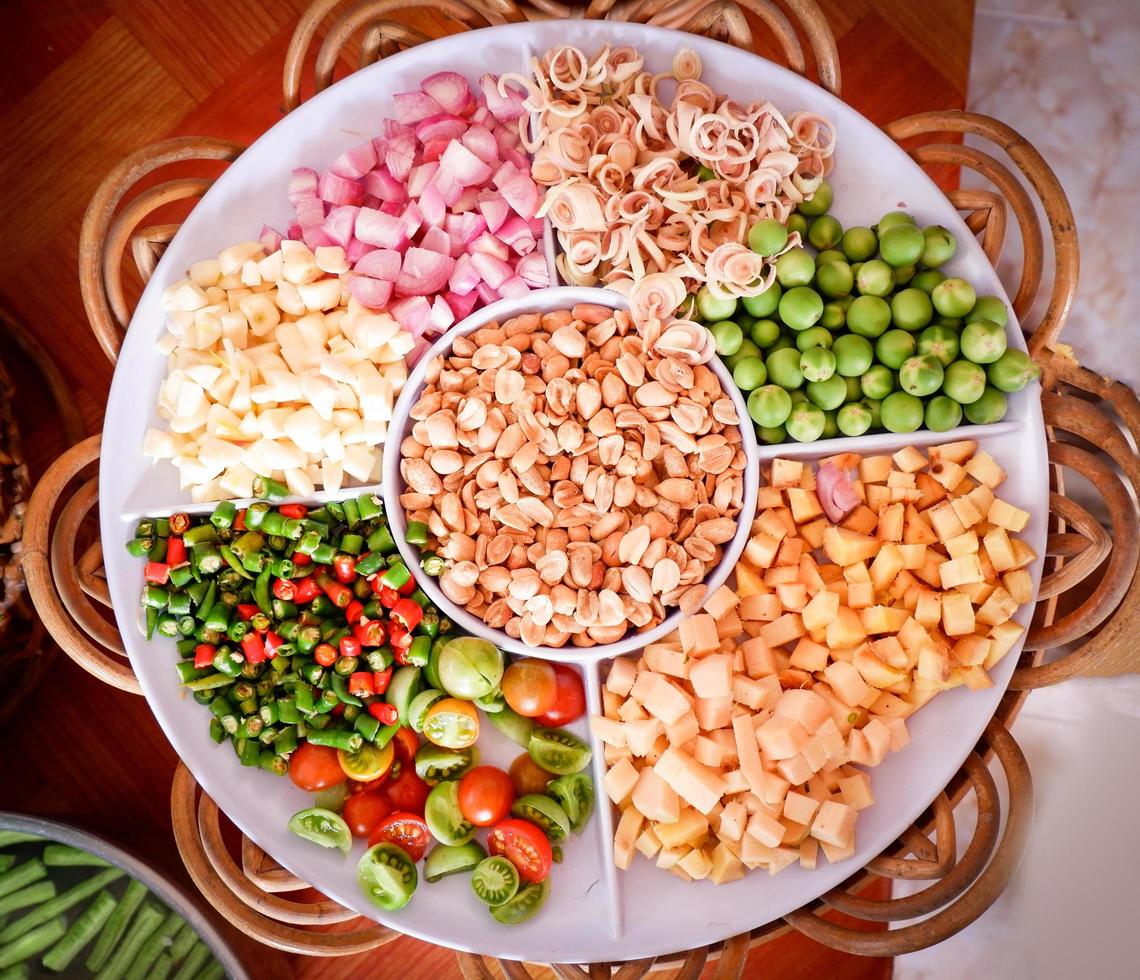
[254,568,273,616]
[253,476,289,502]
[210,500,237,529]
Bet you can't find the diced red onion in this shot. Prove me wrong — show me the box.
[355,207,408,249]
[259,225,283,252]
[302,226,334,249]
[418,182,446,227]
[406,162,439,200]
[347,275,393,310]
[515,252,550,288]
[415,114,469,145]
[396,247,455,297]
[288,167,319,204]
[385,133,416,180]
[448,253,481,294]
[498,276,531,299]
[354,248,401,282]
[479,74,526,123]
[420,225,451,255]
[393,90,443,125]
[429,295,455,332]
[363,167,406,203]
[346,238,376,264]
[469,232,510,261]
[330,141,378,179]
[496,213,537,255]
[474,281,500,305]
[390,295,432,335]
[321,205,359,248]
[461,125,499,164]
[399,201,423,240]
[420,138,451,164]
[452,188,480,213]
[478,194,510,233]
[471,251,513,289]
[438,141,493,188]
[445,289,479,320]
[421,71,475,117]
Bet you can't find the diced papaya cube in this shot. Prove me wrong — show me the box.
[797,555,826,591]
[1003,569,1034,604]
[655,747,727,815]
[789,637,829,672]
[988,497,1030,532]
[679,613,720,656]
[870,635,908,669]
[715,608,742,640]
[838,771,875,810]
[665,710,699,746]
[854,644,908,690]
[694,695,734,732]
[840,505,879,535]
[986,621,1025,668]
[644,643,688,678]
[631,766,681,824]
[755,486,783,510]
[931,439,977,464]
[824,660,870,707]
[604,742,632,767]
[893,445,928,473]
[739,592,782,623]
[774,536,806,568]
[744,533,780,569]
[797,590,838,639]
[799,836,820,870]
[732,675,771,712]
[757,508,792,540]
[764,565,800,587]
[742,635,779,678]
[1008,538,1037,570]
[904,504,939,544]
[859,455,893,484]
[914,591,942,627]
[950,634,992,667]
[940,554,984,589]
[796,518,826,550]
[959,665,995,690]
[928,501,966,542]
[945,531,980,559]
[859,605,909,635]
[866,483,891,514]
[655,846,686,871]
[613,806,645,870]
[677,846,714,882]
[755,717,809,761]
[625,718,665,757]
[826,606,867,649]
[770,457,804,488]
[718,800,748,843]
[591,715,628,747]
[977,587,1019,626]
[773,689,831,733]
[775,582,808,611]
[930,458,967,492]
[941,592,976,636]
[602,686,623,720]
[709,842,746,884]
[776,753,814,786]
[780,817,811,847]
[965,450,1005,488]
[867,691,916,719]
[605,657,638,697]
[689,654,733,699]
[760,613,805,649]
[746,808,785,848]
[875,502,903,542]
[951,493,984,530]
[914,471,948,509]
[658,810,710,850]
[604,757,641,805]
[811,800,857,847]
[846,580,874,609]
[734,562,768,599]
[869,544,905,591]
[899,543,927,569]
[786,487,823,523]
[824,526,881,566]
[618,697,650,723]
[635,825,662,859]
[844,561,871,584]
[917,644,952,685]
[983,527,1016,572]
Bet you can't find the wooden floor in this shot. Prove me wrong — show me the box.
[0,2,973,977]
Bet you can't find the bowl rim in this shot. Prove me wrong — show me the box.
[0,811,250,980]
[380,284,760,663]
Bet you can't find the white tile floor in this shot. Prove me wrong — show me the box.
[893,4,1140,977]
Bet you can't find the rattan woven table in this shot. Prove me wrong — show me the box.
[22,0,1140,975]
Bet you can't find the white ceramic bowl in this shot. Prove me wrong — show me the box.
[380,285,760,662]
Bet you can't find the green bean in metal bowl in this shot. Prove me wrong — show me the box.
[0,815,245,979]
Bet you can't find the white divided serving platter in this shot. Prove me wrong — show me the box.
[99,20,1048,964]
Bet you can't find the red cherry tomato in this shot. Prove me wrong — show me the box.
[392,726,420,764]
[508,754,553,797]
[383,763,430,815]
[501,658,558,718]
[287,742,345,792]
[457,766,515,827]
[343,791,391,838]
[534,663,587,726]
[487,818,553,883]
[368,812,430,862]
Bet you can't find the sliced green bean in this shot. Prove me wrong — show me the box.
[0,916,66,970]
[167,921,196,964]
[170,940,209,980]
[125,908,184,980]
[86,879,147,972]
[0,860,12,876]
[0,867,122,944]
[94,900,165,980]
[41,889,117,972]
[0,835,38,851]
[150,952,175,980]
[0,882,54,918]
[0,863,45,902]
[42,843,113,868]
[0,964,27,980]
[195,960,225,980]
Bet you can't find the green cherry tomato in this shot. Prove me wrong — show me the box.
[723,338,760,370]
[808,214,843,250]
[875,329,917,370]
[778,286,824,331]
[806,373,847,411]
[490,878,550,925]
[749,318,781,347]
[967,295,1009,327]
[860,364,896,400]
[785,402,826,442]
[816,260,854,299]
[472,854,520,907]
[844,376,864,403]
[748,218,790,257]
[797,179,833,216]
[795,326,833,351]
[510,795,571,842]
[942,360,988,404]
[423,840,486,882]
[892,264,917,287]
[695,286,737,322]
[425,780,476,846]
[878,223,925,267]
[817,248,846,265]
[890,287,934,331]
[862,397,883,429]
[880,391,925,433]
[742,283,782,318]
[840,226,878,262]
[732,356,767,391]
[855,259,894,297]
[899,354,945,397]
[925,395,963,432]
[876,210,915,232]
[710,320,744,357]
[528,728,592,775]
[799,346,836,383]
[960,319,1008,364]
[288,808,351,855]
[415,744,478,786]
[920,225,957,267]
[437,636,504,700]
[820,302,846,329]
[357,843,418,911]
[748,386,793,428]
[785,213,809,238]
[910,268,947,295]
[917,325,960,367]
[837,401,873,436]
[846,295,892,338]
[546,773,595,833]
[775,247,816,287]
[757,423,786,444]
[987,348,1040,392]
[766,347,804,389]
[821,410,839,439]
[766,334,794,354]
[832,334,874,377]
[963,386,1008,424]
[932,277,977,318]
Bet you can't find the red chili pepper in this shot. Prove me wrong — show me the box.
[353,620,386,648]
[331,703,345,718]
[339,634,362,660]
[399,577,417,597]
[349,672,375,698]
[344,600,364,626]
[272,578,296,601]
[317,574,353,608]
[278,503,308,519]
[194,643,217,669]
[292,552,312,567]
[368,702,398,725]
[233,509,247,532]
[372,666,393,694]
[144,562,170,585]
[332,554,357,584]
[376,585,401,609]
[165,538,187,565]
[263,631,285,659]
[292,577,321,603]
[314,643,338,668]
[236,604,260,622]
[390,598,424,633]
[241,631,267,665]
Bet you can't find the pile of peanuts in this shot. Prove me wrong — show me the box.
[398,304,748,648]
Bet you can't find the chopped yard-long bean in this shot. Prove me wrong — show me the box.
[41,889,117,972]
[86,879,147,972]
[0,867,122,943]
[129,495,450,779]
[0,916,65,970]
[94,900,165,980]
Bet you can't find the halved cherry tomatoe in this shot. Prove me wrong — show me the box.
[287,742,345,792]
[369,812,431,862]
[487,818,553,883]
[534,663,586,727]
[457,766,515,827]
[343,791,391,839]
[383,760,431,815]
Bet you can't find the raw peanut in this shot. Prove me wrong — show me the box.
[618,523,651,565]
[678,584,708,615]
[519,613,546,647]
[551,325,587,358]
[656,478,696,506]
[402,458,443,495]
[695,517,737,544]
[651,557,681,594]
[535,550,569,584]
[622,565,653,604]
[440,573,475,606]
[430,450,463,475]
